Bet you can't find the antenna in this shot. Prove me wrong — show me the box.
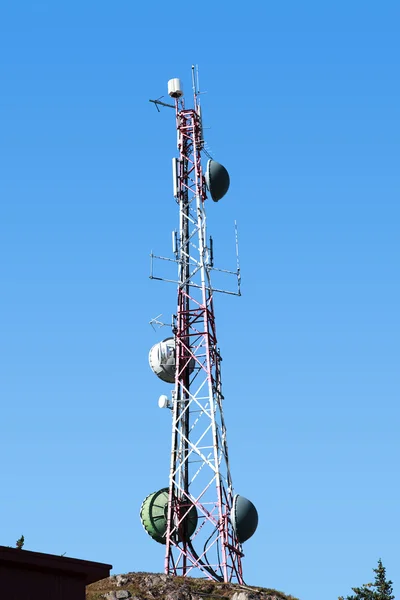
[209,235,214,268]
[191,64,196,96]
[234,221,241,295]
[191,64,200,108]
[196,64,200,97]
[142,71,257,584]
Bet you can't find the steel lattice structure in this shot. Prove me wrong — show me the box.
[144,72,256,584]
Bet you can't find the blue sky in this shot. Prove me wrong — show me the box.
[0,2,399,599]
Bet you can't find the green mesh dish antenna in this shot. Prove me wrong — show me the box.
[140,488,198,545]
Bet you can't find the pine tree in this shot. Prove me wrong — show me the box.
[339,559,395,600]
[15,535,24,550]
[372,559,394,600]
[339,583,374,600]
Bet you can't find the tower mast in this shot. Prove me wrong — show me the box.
[142,71,257,584]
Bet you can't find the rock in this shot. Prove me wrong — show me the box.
[144,574,165,587]
[165,585,192,600]
[86,572,297,600]
[232,592,260,600]
[198,583,214,594]
[143,573,171,597]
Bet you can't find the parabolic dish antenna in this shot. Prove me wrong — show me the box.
[231,494,258,543]
[205,159,230,202]
[140,488,198,545]
[149,338,176,383]
[158,394,170,409]
[149,337,195,384]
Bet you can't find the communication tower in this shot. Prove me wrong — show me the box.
[141,69,258,584]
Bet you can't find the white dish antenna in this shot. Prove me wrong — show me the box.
[158,394,171,409]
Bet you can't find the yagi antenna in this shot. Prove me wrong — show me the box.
[149,96,175,111]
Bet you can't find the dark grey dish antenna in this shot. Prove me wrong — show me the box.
[231,494,258,543]
[205,159,230,202]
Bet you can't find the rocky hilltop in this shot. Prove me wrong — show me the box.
[86,572,300,600]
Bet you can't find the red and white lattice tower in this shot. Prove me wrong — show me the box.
[141,70,257,584]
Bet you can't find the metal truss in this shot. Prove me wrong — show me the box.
[156,86,244,583]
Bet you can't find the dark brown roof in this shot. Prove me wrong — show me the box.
[0,545,112,585]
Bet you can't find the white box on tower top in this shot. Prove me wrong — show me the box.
[168,78,183,98]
